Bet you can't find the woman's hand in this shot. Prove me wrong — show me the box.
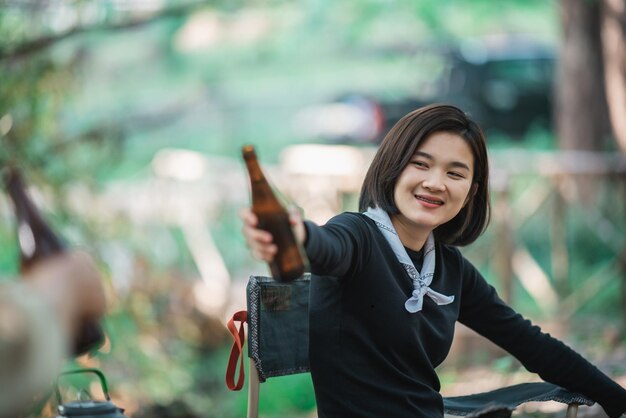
[240,207,306,262]
[24,250,106,339]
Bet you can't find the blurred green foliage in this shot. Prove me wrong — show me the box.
[1,1,624,417]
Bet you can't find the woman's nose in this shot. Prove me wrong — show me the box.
[422,172,446,191]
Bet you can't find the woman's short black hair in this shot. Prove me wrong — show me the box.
[358,103,490,246]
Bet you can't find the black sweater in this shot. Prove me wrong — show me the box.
[304,212,626,418]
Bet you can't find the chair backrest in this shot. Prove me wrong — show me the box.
[242,275,594,418]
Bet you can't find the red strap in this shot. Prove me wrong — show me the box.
[226,310,248,391]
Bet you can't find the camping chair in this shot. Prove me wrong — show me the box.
[226,275,594,418]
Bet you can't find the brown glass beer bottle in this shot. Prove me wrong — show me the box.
[242,145,305,282]
[3,166,104,355]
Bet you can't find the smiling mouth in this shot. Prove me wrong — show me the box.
[415,195,444,205]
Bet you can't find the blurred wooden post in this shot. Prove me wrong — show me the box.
[621,172,626,336]
[551,174,569,297]
[493,173,514,304]
[565,404,579,418]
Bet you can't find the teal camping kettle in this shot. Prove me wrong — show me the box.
[55,368,127,418]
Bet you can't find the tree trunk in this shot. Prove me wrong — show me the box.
[601,0,626,153]
[557,0,611,151]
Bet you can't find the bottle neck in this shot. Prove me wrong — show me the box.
[3,168,66,270]
[5,169,37,223]
[243,157,265,183]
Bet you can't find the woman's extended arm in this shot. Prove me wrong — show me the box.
[240,209,370,278]
[457,256,626,417]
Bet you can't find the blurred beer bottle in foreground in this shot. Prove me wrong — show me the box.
[4,166,105,356]
[242,145,305,282]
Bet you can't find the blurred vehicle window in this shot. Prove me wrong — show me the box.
[298,36,555,144]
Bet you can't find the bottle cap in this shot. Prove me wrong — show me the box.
[241,145,256,159]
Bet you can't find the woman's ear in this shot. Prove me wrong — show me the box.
[464,183,478,207]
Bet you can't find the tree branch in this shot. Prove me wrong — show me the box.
[0,0,211,62]
[36,93,211,165]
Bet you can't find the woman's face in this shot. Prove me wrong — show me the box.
[392,131,475,236]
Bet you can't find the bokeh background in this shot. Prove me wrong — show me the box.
[1,0,626,417]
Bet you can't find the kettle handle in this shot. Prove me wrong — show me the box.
[55,368,111,405]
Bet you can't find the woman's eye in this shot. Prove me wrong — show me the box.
[448,172,464,179]
[412,161,428,168]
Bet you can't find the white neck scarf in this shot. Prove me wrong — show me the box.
[363,207,455,313]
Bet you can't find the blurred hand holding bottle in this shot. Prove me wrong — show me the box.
[0,166,108,417]
[23,250,107,343]
[3,166,106,354]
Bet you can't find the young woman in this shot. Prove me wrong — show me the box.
[241,104,626,417]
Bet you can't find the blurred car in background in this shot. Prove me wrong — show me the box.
[295,36,555,143]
